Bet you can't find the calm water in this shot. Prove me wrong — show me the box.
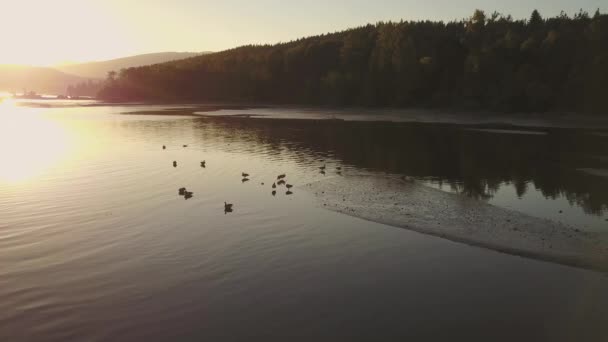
[1,101,608,341]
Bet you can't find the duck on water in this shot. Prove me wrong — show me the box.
[224,202,234,214]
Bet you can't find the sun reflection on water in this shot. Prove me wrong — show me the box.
[0,100,71,184]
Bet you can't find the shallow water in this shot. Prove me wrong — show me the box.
[1,101,608,341]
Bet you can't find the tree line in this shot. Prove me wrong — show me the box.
[99,9,608,114]
[67,80,103,98]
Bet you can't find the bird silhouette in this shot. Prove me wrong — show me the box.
[286,184,293,190]
[183,144,188,148]
[277,174,286,180]
[178,187,186,195]
[162,145,166,150]
[272,182,277,189]
[173,161,177,167]
[224,202,234,214]
[184,191,193,200]
[201,161,206,168]
[242,178,250,183]
[272,190,277,196]
[242,172,250,178]
[277,180,286,186]
[319,164,326,170]
[286,191,293,195]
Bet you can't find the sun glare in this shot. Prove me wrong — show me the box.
[0,101,70,184]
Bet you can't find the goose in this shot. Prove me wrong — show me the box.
[224,202,233,211]
[242,178,250,183]
[173,161,177,167]
[184,191,193,199]
[163,145,166,150]
[201,161,206,168]
[286,191,293,196]
[272,190,277,196]
[277,180,286,186]
[178,187,186,195]
[242,172,250,178]
[277,174,286,180]
[286,184,293,190]
[272,182,276,189]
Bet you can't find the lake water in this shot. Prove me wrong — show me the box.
[1,101,608,341]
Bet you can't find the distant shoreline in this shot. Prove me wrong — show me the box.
[10,100,608,129]
[115,103,608,129]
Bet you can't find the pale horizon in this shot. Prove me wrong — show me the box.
[0,0,605,66]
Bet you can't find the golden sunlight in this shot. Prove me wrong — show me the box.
[0,101,70,183]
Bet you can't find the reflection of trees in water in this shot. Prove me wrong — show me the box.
[188,118,608,215]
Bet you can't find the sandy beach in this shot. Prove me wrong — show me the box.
[304,175,608,272]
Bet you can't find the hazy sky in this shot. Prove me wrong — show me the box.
[0,0,605,65]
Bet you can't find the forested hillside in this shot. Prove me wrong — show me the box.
[99,9,608,114]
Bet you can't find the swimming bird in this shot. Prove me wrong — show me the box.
[286,184,293,190]
[178,187,186,195]
[320,170,326,175]
[272,182,276,189]
[173,161,177,167]
[242,178,250,183]
[183,144,188,148]
[184,191,193,199]
[163,145,166,150]
[201,161,206,168]
[277,179,286,186]
[242,172,249,178]
[286,191,293,196]
[224,202,233,212]
[336,166,342,171]
[277,174,286,180]
[272,190,276,196]
[319,164,326,170]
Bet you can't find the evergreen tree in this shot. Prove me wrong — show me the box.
[529,10,543,28]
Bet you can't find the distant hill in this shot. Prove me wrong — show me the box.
[0,65,88,95]
[0,52,207,96]
[56,52,205,79]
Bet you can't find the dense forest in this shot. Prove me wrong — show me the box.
[99,9,608,114]
[67,80,103,97]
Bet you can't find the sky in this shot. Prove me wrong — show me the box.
[0,0,605,66]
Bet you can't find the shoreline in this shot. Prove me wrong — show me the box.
[303,175,608,273]
[118,105,608,129]
[12,99,608,129]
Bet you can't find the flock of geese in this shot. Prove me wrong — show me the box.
[164,144,339,214]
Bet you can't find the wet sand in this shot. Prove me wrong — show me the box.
[121,105,261,116]
[304,175,608,272]
[578,168,608,179]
